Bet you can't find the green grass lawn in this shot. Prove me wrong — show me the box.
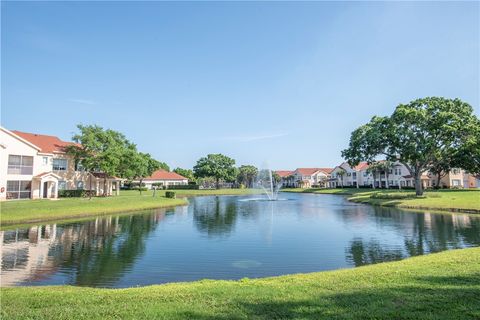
[2,247,479,320]
[0,189,260,226]
[283,188,480,213]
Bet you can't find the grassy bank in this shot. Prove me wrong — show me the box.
[283,188,480,213]
[2,247,479,319]
[0,189,260,226]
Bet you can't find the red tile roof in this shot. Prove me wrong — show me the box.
[296,168,333,175]
[275,170,294,178]
[353,162,369,171]
[144,169,187,181]
[12,130,77,154]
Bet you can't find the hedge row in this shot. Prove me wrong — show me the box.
[58,190,96,198]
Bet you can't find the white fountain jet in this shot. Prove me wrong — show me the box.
[256,167,282,201]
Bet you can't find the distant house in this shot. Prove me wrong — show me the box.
[331,160,474,189]
[136,169,188,189]
[276,168,333,188]
[0,127,122,200]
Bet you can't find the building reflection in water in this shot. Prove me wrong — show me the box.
[0,208,170,287]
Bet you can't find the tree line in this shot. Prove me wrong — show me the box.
[65,125,265,194]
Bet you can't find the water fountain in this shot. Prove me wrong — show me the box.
[255,168,282,201]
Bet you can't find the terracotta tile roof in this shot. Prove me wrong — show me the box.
[353,162,370,171]
[144,169,187,181]
[275,170,294,178]
[296,168,332,175]
[12,130,77,154]
[317,168,334,174]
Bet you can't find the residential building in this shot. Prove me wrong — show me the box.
[0,127,122,200]
[276,168,334,188]
[135,169,188,189]
[330,160,475,189]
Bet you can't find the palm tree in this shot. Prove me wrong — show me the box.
[367,162,382,189]
[336,168,346,188]
[379,161,394,189]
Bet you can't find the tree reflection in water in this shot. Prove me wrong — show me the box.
[192,196,238,237]
[346,207,480,267]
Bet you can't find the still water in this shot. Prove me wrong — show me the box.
[1,193,479,287]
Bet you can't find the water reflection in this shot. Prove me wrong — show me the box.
[193,196,238,237]
[1,209,170,287]
[1,194,479,288]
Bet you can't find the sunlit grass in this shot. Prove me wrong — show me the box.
[2,247,479,319]
[283,188,480,213]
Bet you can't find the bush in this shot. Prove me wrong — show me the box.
[166,184,199,190]
[58,190,95,198]
[165,191,176,199]
[122,182,146,190]
[370,192,426,200]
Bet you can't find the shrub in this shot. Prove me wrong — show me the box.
[165,191,176,199]
[166,184,199,190]
[58,190,98,198]
[370,192,426,200]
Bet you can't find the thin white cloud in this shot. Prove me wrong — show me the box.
[68,99,97,105]
[223,132,289,142]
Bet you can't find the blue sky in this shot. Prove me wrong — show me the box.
[2,1,479,170]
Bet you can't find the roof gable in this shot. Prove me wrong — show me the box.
[12,130,77,154]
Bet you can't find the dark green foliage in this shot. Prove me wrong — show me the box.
[193,154,237,189]
[58,190,97,198]
[342,97,480,196]
[165,191,176,199]
[166,185,200,190]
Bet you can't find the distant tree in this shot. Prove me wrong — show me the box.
[336,168,346,188]
[173,167,196,183]
[367,162,384,189]
[453,116,480,175]
[157,162,170,172]
[342,97,479,196]
[237,165,258,188]
[193,154,236,189]
[122,152,161,195]
[66,125,132,198]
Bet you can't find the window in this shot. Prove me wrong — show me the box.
[363,172,367,177]
[388,169,393,174]
[75,160,85,172]
[347,173,351,177]
[452,169,460,175]
[58,181,67,190]
[352,172,357,178]
[53,158,68,171]
[76,181,84,190]
[452,179,461,186]
[42,157,49,165]
[6,180,31,199]
[8,155,33,175]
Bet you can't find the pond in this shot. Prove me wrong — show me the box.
[1,193,479,288]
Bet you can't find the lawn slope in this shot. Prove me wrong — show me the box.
[0,189,261,226]
[284,188,480,213]
[2,247,479,320]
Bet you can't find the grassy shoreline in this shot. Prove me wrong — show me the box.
[0,189,261,226]
[2,247,479,319]
[283,188,480,213]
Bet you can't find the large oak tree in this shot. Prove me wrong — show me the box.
[342,97,479,196]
